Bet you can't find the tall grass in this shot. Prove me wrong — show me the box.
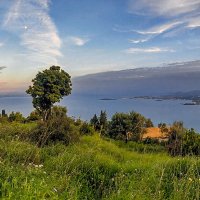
[0,123,200,199]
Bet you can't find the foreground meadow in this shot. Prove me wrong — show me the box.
[0,123,200,200]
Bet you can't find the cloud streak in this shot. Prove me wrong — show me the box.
[125,47,175,54]
[3,0,61,64]
[128,0,200,17]
[68,36,89,46]
[129,38,149,44]
[123,1,200,46]
[135,22,182,35]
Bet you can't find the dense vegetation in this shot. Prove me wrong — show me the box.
[1,122,200,199]
[1,108,200,199]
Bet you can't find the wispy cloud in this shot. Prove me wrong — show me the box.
[122,0,200,46]
[66,36,90,46]
[115,21,183,44]
[135,22,182,35]
[129,38,149,44]
[128,0,200,17]
[125,47,175,54]
[0,43,4,47]
[3,0,61,64]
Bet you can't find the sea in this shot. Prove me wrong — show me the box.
[0,95,200,132]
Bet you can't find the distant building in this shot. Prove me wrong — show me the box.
[143,127,168,141]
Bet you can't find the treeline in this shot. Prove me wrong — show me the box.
[90,111,153,142]
[0,110,41,123]
[1,106,200,157]
[0,107,94,147]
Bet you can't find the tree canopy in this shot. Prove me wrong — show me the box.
[26,66,72,120]
[108,111,147,142]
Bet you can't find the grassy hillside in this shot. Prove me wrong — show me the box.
[0,123,200,199]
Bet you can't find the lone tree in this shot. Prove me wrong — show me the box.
[26,66,72,121]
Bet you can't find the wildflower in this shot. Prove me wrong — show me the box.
[53,188,58,192]
[188,177,192,182]
[39,164,43,168]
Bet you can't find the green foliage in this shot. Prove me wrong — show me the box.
[29,106,80,147]
[166,122,200,156]
[143,137,160,145]
[26,66,72,121]
[0,114,8,123]
[108,112,129,140]
[167,121,186,156]
[182,129,200,155]
[158,122,169,134]
[145,118,154,127]
[0,122,36,141]
[1,129,200,200]
[99,110,108,134]
[90,114,100,131]
[8,111,25,122]
[108,111,147,142]
[79,122,95,135]
[26,110,41,122]
[90,110,108,136]
[2,108,200,199]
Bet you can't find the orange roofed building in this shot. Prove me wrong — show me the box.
[143,127,168,141]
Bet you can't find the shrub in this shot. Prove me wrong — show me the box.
[167,122,200,156]
[79,122,95,135]
[8,112,25,123]
[29,106,80,147]
[26,110,41,122]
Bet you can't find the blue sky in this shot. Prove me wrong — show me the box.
[0,0,200,92]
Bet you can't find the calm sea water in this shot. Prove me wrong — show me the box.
[0,96,200,131]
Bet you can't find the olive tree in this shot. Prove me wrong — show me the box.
[26,66,72,121]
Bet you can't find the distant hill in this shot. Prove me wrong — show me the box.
[72,60,200,98]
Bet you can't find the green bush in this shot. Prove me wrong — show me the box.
[79,122,95,135]
[29,106,80,146]
[26,110,41,122]
[8,112,25,123]
[108,111,147,142]
[167,122,200,156]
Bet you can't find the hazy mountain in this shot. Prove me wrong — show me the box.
[0,92,27,98]
[72,60,200,98]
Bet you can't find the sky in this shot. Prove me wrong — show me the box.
[0,0,200,93]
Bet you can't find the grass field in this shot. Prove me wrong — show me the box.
[0,123,200,199]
